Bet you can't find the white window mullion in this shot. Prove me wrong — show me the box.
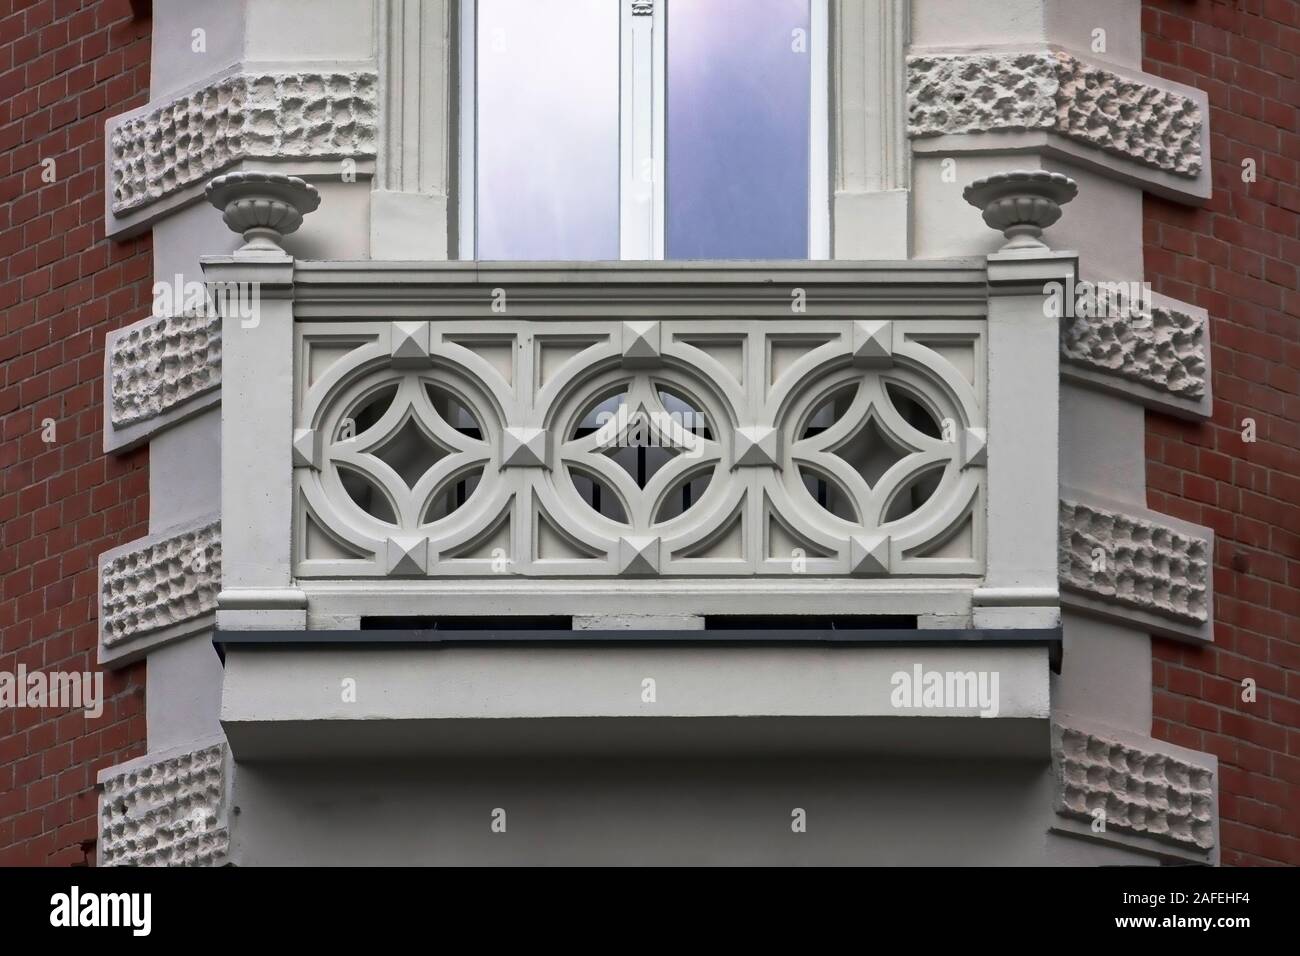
[620,0,659,260]
[457,0,476,259]
[809,0,830,260]
[651,0,666,259]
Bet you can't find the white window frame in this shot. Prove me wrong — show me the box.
[458,0,829,261]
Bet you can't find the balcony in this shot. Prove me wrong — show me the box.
[185,178,1073,758]
[201,254,1072,634]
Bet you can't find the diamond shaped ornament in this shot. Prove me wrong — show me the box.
[502,426,548,468]
[848,534,890,575]
[385,536,428,575]
[851,320,893,367]
[733,425,779,467]
[292,428,321,469]
[390,322,433,367]
[618,536,660,575]
[621,321,661,368]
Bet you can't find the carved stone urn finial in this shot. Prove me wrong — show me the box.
[962,170,1078,251]
[204,170,321,254]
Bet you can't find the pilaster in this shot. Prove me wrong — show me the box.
[201,252,306,629]
[976,249,1074,628]
[371,0,454,260]
[831,0,910,258]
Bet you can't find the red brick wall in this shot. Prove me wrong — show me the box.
[0,0,151,865]
[1142,0,1300,866]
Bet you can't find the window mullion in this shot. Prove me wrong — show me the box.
[620,0,660,260]
[809,0,829,260]
[652,0,666,259]
[458,0,476,259]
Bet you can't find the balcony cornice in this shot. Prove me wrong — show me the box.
[288,258,994,319]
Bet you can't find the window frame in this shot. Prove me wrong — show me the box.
[457,0,830,261]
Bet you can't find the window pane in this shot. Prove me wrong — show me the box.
[476,0,619,259]
[666,0,811,259]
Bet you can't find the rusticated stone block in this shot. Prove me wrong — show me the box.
[908,51,1202,177]
[101,520,222,648]
[100,742,230,867]
[1061,301,1206,401]
[110,310,222,428]
[1053,724,1214,852]
[110,70,377,214]
[1058,499,1208,624]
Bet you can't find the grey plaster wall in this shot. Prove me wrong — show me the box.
[229,755,1154,866]
[244,0,375,61]
[148,412,220,530]
[151,0,245,101]
[1055,385,1154,736]
[1059,385,1147,507]
[146,635,225,754]
[135,0,378,771]
[912,155,1145,283]
[1046,0,1142,70]
[911,0,1045,49]
[1054,616,1153,734]
[913,0,1141,74]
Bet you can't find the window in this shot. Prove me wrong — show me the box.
[460,0,828,260]
[471,0,621,259]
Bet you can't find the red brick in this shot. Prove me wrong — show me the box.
[0,1,150,865]
[1145,0,1300,869]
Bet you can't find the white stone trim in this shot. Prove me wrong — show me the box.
[831,0,910,257]
[455,0,475,259]
[1051,719,1216,861]
[908,48,1210,202]
[372,0,452,259]
[98,516,221,667]
[1058,490,1213,644]
[376,1,450,195]
[808,0,831,259]
[618,0,664,259]
[299,577,976,629]
[106,63,378,235]
[103,309,222,454]
[98,737,231,867]
[977,251,1074,629]
[220,644,1052,760]
[1061,291,1211,420]
[204,255,300,633]
[289,257,992,315]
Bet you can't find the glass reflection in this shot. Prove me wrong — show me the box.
[666,0,811,259]
[476,0,620,259]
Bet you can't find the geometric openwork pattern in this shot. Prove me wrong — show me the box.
[293,319,986,577]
